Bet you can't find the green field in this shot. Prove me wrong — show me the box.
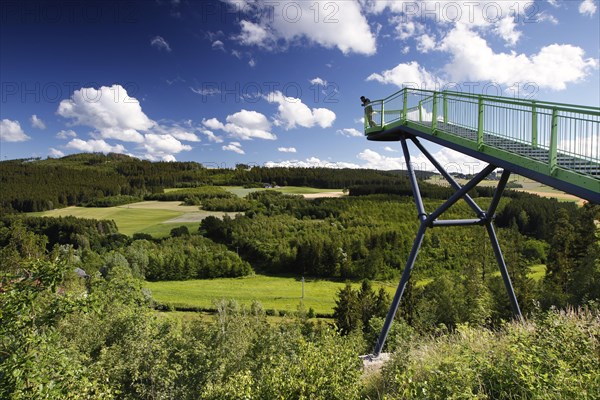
[427,175,500,188]
[221,186,263,197]
[274,186,343,195]
[145,275,397,315]
[26,185,345,237]
[427,175,583,205]
[222,186,343,197]
[28,201,235,237]
[528,264,547,280]
[147,263,547,316]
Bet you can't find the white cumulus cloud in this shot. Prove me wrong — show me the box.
[357,148,484,173]
[357,149,406,170]
[392,19,423,40]
[203,110,276,140]
[236,20,273,48]
[265,156,360,169]
[153,124,200,142]
[278,147,297,153]
[31,115,46,129]
[56,130,77,139]
[267,91,336,129]
[416,33,436,53]
[212,40,225,51]
[230,0,376,55]
[66,138,126,154]
[0,119,30,142]
[439,25,599,90]
[337,128,363,137]
[48,148,65,158]
[223,142,245,154]
[202,118,224,131]
[494,16,521,46]
[310,77,327,86]
[143,134,192,161]
[57,84,199,161]
[367,0,533,45]
[57,84,154,143]
[579,0,597,16]
[367,61,443,89]
[538,12,559,25]
[199,129,224,143]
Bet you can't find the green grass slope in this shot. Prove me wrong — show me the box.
[145,275,397,315]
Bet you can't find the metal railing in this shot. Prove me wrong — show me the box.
[364,88,600,178]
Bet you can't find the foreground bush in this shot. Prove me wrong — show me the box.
[3,259,598,399]
[375,307,600,399]
[1,260,363,399]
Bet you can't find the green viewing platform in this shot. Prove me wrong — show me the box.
[364,88,600,203]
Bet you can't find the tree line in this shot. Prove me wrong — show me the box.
[1,153,435,213]
[0,215,251,281]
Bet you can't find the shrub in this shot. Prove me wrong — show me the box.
[378,308,600,399]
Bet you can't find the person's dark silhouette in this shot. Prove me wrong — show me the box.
[361,96,377,128]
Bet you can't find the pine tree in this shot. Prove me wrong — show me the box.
[358,280,377,332]
[570,204,600,305]
[544,208,576,307]
[333,284,361,334]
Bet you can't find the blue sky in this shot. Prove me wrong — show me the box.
[1,0,598,173]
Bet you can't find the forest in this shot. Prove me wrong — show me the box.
[0,153,437,213]
[1,153,599,398]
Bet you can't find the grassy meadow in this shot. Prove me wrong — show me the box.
[28,187,344,237]
[145,275,398,315]
[145,263,547,316]
[28,201,235,237]
[222,186,343,197]
[528,264,547,280]
[427,175,584,205]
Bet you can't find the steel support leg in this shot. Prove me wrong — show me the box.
[400,137,427,221]
[372,136,427,358]
[485,170,523,321]
[487,170,511,217]
[373,223,427,357]
[370,141,523,358]
[486,222,523,321]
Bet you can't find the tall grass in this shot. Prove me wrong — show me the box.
[364,307,600,399]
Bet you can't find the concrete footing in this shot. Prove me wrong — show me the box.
[360,353,390,373]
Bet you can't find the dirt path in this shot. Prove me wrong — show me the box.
[163,211,239,223]
[302,191,346,199]
[513,190,585,206]
[118,201,198,212]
